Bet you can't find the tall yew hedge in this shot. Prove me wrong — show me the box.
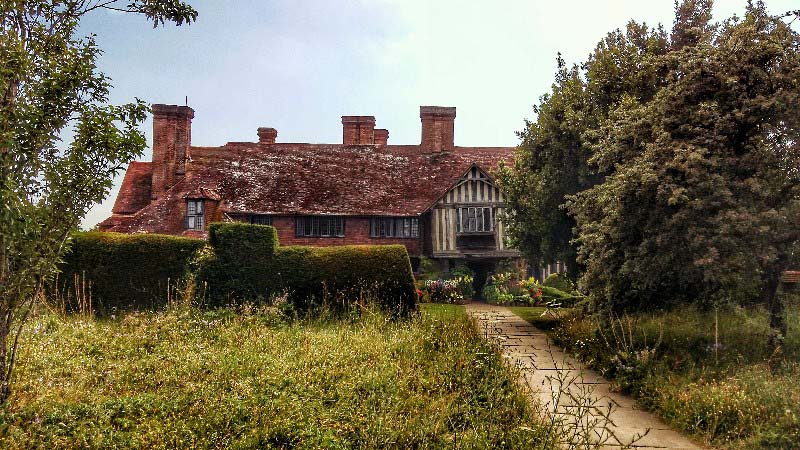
[53,232,204,313]
[197,223,418,315]
[56,225,418,315]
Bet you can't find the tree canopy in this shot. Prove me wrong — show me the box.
[500,1,800,344]
[0,0,197,403]
[496,20,671,277]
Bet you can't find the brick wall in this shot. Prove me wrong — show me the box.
[420,106,456,151]
[271,216,421,256]
[151,105,194,199]
[341,116,376,145]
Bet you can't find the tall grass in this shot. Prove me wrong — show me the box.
[0,303,551,449]
[511,301,800,450]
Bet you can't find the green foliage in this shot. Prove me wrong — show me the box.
[447,263,476,299]
[483,272,560,306]
[542,273,576,294]
[539,286,573,303]
[418,276,473,304]
[515,303,800,449]
[197,224,417,315]
[496,22,670,276]
[501,1,800,332]
[416,256,443,280]
[0,305,547,449]
[0,0,196,402]
[209,222,278,260]
[52,232,204,313]
[567,3,800,315]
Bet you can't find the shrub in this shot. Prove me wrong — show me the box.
[197,223,279,303]
[52,232,204,313]
[448,264,476,299]
[197,224,417,315]
[483,272,547,306]
[209,221,278,261]
[419,276,472,304]
[540,286,576,305]
[416,256,443,280]
[543,272,576,293]
[275,245,417,314]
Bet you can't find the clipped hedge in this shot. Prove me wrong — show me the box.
[197,223,417,315]
[540,285,572,301]
[543,272,576,293]
[53,232,204,313]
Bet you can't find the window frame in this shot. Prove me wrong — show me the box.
[370,217,420,239]
[185,199,205,231]
[249,215,272,225]
[295,216,345,238]
[456,206,494,234]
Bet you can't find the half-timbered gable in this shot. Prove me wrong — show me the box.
[428,164,517,258]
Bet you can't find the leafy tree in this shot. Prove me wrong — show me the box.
[496,23,669,277]
[0,0,197,403]
[566,2,799,348]
[502,0,799,349]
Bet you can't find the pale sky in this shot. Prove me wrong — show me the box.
[81,0,799,228]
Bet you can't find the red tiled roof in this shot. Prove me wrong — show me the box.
[111,161,152,214]
[101,143,514,233]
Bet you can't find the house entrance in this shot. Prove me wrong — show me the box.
[465,260,497,300]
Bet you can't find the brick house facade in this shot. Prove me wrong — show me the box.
[99,104,522,272]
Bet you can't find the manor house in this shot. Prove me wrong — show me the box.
[99,104,541,275]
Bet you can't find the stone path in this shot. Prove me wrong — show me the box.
[465,302,704,450]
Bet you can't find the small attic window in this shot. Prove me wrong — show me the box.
[186,199,204,231]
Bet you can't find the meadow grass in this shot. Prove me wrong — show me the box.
[510,302,800,450]
[0,303,551,449]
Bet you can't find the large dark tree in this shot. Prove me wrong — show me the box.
[569,1,800,344]
[0,0,197,404]
[502,1,799,348]
[496,21,670,277]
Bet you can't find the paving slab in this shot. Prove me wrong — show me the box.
[465,303,705,450]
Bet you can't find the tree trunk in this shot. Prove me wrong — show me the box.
[0,308,9,404]
[762,266,787,359]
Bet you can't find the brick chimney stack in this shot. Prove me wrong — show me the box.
[420,106,456,152]
[342,116,375,145]
[374,129,389,146]
[151,104,194,200]
[257,127,277,144]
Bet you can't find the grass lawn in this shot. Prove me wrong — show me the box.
[0,303,552,449]
[510,302,800,450]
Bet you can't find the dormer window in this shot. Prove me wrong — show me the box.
[186,199,204,231]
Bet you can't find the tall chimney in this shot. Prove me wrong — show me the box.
[257,127,277,144]
[374,129,389,146]
[151,104,194,199]
[420,106,456,152]
[342,116,375,145]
